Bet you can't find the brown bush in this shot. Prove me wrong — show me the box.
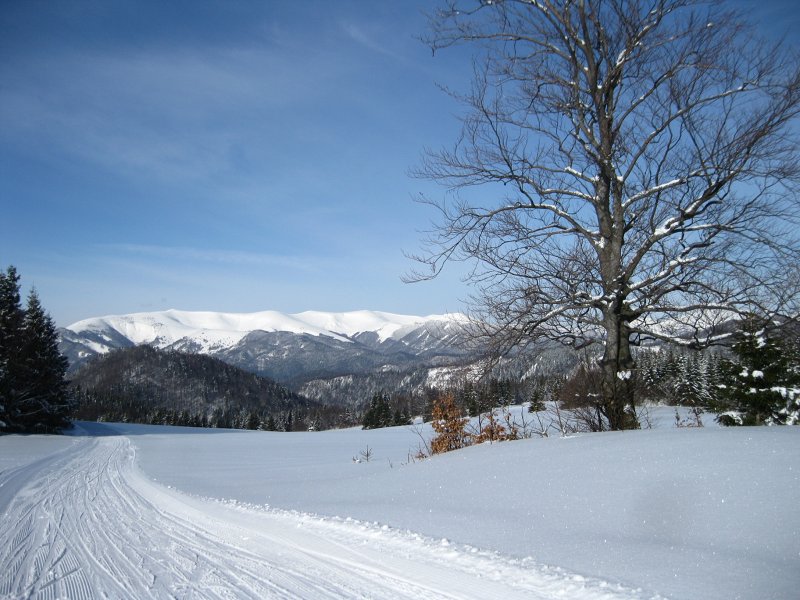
[430,392,471,454]
[473,408,519,444]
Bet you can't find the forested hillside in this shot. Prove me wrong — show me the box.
[71,346,351,430]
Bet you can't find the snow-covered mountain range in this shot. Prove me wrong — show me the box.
[59,309,474,388]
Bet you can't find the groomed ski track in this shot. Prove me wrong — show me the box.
[0,435,644,599]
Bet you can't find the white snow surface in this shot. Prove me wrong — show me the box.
[1,409,798,599]
[65,308,467,353]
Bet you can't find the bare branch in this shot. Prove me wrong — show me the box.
[410,0,800,429]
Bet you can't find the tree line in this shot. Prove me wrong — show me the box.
[360,318,799,437]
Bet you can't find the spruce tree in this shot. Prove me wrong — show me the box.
[361,395,378,429]
[392,408,411,427]
[377,393,392,427]
[713,321,800,426]
[527,385,545,412]
[361,393,393,429]
[21,288,72,432]
[246,410,260,430]
[0,267,25,431]
[0,269,72,434]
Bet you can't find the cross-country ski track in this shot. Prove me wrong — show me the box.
[0,434,641,600]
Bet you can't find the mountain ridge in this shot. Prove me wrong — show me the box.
[65,308,468,350]
[59,308,474,391]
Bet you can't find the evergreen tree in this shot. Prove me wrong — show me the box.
[18,289,72,432]
[392,408,411,427]
[361,397,376,429]
[461,381,480,417]
[527,385,545,412]
[361,393,393,429]
[0,266,25,431]
[713,321,800,426]
[0,270,72,434]
[245,410,260,430]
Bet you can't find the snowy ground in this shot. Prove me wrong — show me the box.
[1,408,798,599]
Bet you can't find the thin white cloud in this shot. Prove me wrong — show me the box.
[0,42,353,189]
[101,243,317,271]
[339,21,410,65]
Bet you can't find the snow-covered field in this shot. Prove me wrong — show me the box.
[1,409,798,599]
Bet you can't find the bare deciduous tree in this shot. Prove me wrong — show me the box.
[408,0,800,429]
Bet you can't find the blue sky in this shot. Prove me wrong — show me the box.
[2,1,798,327]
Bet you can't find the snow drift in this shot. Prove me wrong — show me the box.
[1,410,797,599]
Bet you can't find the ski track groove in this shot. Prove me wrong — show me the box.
[0,436,652,600]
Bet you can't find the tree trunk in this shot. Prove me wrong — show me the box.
[600,305,638,430]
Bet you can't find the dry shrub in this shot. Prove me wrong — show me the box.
[473,408,520,444]
[430,392,471,454]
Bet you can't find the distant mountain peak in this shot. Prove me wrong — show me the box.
[66,308,467,348]
[59,309,472,384]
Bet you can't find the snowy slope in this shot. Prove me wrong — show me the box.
[1,410,798,599]
[66,310,464,354]
[59,309,474,388]
[2,429,639,599]
[65,308,466,353]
